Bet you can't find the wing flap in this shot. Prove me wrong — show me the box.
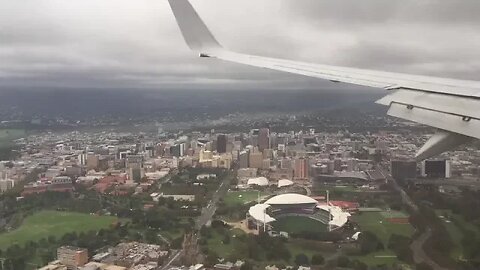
[387,103,480,139]
[376,89,480,119]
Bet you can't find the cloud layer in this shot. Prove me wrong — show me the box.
[0,0,479,90]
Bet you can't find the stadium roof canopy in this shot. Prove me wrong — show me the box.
[317,204,351,228]
[278,179,294,188]
[247,177,269,186]
[248,203,275,224]
[265,193,317,205]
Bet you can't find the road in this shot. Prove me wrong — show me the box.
[161,174,232,269]
[160,249,183,270]
[195,175,232,229]
[410,229,448,270]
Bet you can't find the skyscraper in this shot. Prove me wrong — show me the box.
[294,158,309,180]
[391,160,417,180]
[239,150,249,168]
[217,134,227,153]
[249,151,263,169]
[258,128,270,151]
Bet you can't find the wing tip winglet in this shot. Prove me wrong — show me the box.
[168,0,223,54]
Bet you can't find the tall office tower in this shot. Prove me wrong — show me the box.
[249,151,263,169]
[250,129,259,148]
[217,134,227,153]
[391,160,417,180]
[258,128,270,151]
[170,143,186,157]
[280,158,293,170]
[239,150,249,168]
[86,154,99,170]
[78,153,87,166]
[294,158,309,180]
[421,159,451,178]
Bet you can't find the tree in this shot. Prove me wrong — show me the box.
[388,234,412,262]
[351,260,368,270]
[358,231,384,255]
[145,229,159,244]
[311,254,325,265]
[222,234,231,245]
[416,263,433,270]
[337,256,351,268]
[205,251,219,267]
[240,260,253,270]
[294,253,309,266]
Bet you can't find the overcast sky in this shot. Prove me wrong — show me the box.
[0,0,479,90]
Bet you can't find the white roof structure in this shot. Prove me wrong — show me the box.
[247,177,269,186]
[352,232,361,241]
[277,179,294,188]
[248,203,275,224]
[317,204,351,228]
[265,193,317,205]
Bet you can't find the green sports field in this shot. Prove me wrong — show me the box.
[224,191,268,207]
[352,211,413,245]
[0,211,117,250]
[272,216,328,234]
[351,211,414,267]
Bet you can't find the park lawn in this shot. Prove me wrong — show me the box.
[272,216,328,234]
[0,129,25,146]
[206,228,246,258]
[0,211,117,250]
[224,191,267,207]
[352,212,414,246]
[286,239,336,259]
[352,250,400,267]
[435,209,480,261]
[351,211,415,267]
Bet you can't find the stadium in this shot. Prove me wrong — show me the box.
[247,193,350,233]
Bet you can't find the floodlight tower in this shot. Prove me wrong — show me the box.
[327,190,332,232]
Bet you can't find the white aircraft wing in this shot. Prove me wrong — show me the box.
[168,0,480,160]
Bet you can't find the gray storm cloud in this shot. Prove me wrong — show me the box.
[0,0,479,89]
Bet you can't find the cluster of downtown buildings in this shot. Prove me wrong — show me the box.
[0,126,479,198]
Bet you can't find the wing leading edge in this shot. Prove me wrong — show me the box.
[168,0,480,160]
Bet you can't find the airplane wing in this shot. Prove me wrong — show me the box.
[168,0,480,160]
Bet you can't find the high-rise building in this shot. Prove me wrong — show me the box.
[0,179,14,193]
[86,155,99,170]
[77,153,87,166]
[217,134,227,153]
[249,151,263,169]
[126,154,143,169]
[391,160,417,180]
[262,159,271,170]
[280,158,293,170]
[421,159,451,178]
[129,167,145,182]
[239,151,249,168]
[170,143,186,157]
[294,158,309,180]
[258,128,270,151]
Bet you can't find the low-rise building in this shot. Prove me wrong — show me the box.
[57,246,89,269]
